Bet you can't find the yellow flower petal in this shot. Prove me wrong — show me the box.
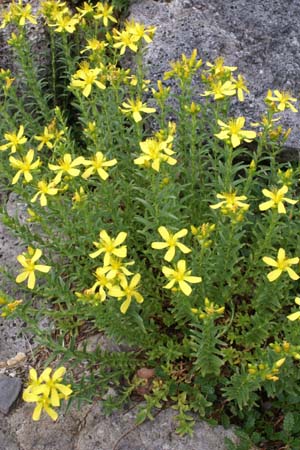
[262,257,277,267]
[179,280,192,296]
[32,403,43,421]
[151,242,169,249]
[27,272,36,289]
[44,405,58,421]
[259,200,274,211]
[287,311,300,321]
[164,247,175,262]
[267,269,282,282]
[120,297,131,314]
[286,267,299,281]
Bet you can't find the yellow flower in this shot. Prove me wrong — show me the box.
[127,75,150,92]
[0,68,15,91]
[16,247,51,289]
[0,8,12,29]
[151,226,191,262]
[134,137,177,171]
[0,125,27,153]
[191,297,225,319]
[16,2,37,26]
[89,266,115,301]
[210,192,249,213]
[120,98,156,123]
[82,152,117,180]
[76,1,95,18]
[259,185,297,214]
[89,230,127,264]
[277,168,293,187]
[263,248,299,282]
[23,367,72,421]
[206,57,237,77]
[34,126,55,150]
[50,12,80,33]
[162,260,202,296]
[109,273,144,314]
[72,186,86,204]
[231,74,249,102]
[76,289,105,306]
[124,20,156,44]
[112,29,139,55]
[105,257,134,279]
[287,297,300,321]
[0,299,23,318]
[70,62,106,97]
[215,117,256,148]
[152,80,171,102]
[48,117,65,143]
[48,154,85,183]
[202,80,236,100]
[31,180,59,207]
[164,49,202,81]
[39,0,69,22]
[7,31,23,47]
[94,2,117,26]
[38,367,72,406]
[184,101,201,115]
[30,395,59,421]
[191,223,215,247]
[265,89,298,113]
[84,121,96,134]
[80,38,108,54]
[9,149,40,184]
[26,208,41,223]
[274,357,286,368]
[1,1,37,27]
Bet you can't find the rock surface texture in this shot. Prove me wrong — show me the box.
[129,0,300,154]
[1,401,239,450]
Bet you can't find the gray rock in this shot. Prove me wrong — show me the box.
[0,416,19,450]
[0,375,22,414]
[0,317,29,363]
[0,0,50,75]
[129,0,300,155]
[76,403,239,450]
[8,402,93,450]
[5,400,240,450]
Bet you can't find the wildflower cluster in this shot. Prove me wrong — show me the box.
[201,56,248,102]
[1,2,300,447]
[134,124,176,170]
[247,357,286,382]
[23,367,72,420]
[79,230,144,314]
[191,297,225,320]
[0,292,22,318]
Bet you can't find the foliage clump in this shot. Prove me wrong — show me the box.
[1,1,300,448]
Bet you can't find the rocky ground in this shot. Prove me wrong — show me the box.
[129,0,300,156]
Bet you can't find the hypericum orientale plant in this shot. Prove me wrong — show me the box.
[1,1,300,448]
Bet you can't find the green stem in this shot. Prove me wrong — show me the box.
[224,144,233,191]
[13,31,50,120]
[150,171,160,226]
[50,29,57,107]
